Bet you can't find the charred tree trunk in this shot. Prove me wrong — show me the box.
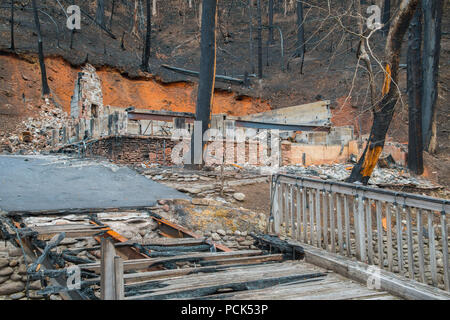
[295,0,305,74]
[382,0,391,36]
[268,0,274,44]
[421,0,443,153]
[356,0,376,106]
[131,0,139,36]
[407,5,423,174]
[348,0,419,184]
[95,0,106,28]
[109,0,116,30]
[248,0,255,74]
[10,0,14,51]
[190,0,218,167]
[256,0,263,79]
[31,0,50,96]
[141,0,151,72]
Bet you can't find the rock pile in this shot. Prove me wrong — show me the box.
[0,99,70,154]
[282,164,438,189]
[0,241,48,300]
[200,229,258,250]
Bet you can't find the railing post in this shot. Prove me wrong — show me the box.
[440,211,449,291]
[273,182,281,235]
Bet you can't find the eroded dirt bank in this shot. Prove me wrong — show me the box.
[0,53,271,133]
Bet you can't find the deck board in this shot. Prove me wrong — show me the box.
[125,260,400,300]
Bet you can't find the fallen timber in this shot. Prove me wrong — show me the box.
[0,208,405,300]
[161,64,245,85]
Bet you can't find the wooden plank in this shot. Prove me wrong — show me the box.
[274,182,281,234]
[7,205,156,217]
[322,191,328,251]
[296,187,301,240]
[127,270,326,300]
[80,250,264,272]
[36,229,104,240]
[376,201,384,269]
[336,194,344,255]
[366,199,373,265]
[290,185,296,239]
[116,238,206,247]
[315,189,321,248]
[387,204,393,272]
[204,278,391,300]
[301,188,307,243]
[329,192,336,254]
[406,207,415,280]
[396,206,404,276]
[440,213,449,291]
[428,211,438,286]
[150,216,232,252]
[357,195,366,262]
[122,261,282,284]
[298,241,450,300]
[114,256,124,300]
[353,197,360,260]
[344,195,351,257]
[309,189,315,245]
[417,209,426,283]
[198,254,283,266]
[285,184,290,235]
[30,224,103,232]
[125,262,319,294]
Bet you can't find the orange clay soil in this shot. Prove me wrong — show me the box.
[0,54,271,121]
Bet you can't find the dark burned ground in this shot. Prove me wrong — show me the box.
[232,182,271,216]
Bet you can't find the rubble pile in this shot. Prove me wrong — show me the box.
[0,100,70,154]
[282,164,438,189]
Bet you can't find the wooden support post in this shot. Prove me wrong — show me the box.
[114,256,124,300]
[100,238,116,300]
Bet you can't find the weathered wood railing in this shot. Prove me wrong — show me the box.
[270,174,450,292]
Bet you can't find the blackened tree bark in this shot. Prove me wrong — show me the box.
[356,0,376,105]
[268,0,274,44]
[382,0,391,36]
[421,0,443,153]
[248,0,255,74]
[191,0,218,167]
[348,0,419,184]
[295,0,305,74]
[407,5,423,174]
[31,0,50,96]
[95,0,106,28]
[141,0,151,72]
[131,0,139,36]
[256,0,263,78]
[109,0,116,29]
[10,0,14,50]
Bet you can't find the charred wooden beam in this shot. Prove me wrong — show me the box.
[126,272,325,300]
[251,233,305,259]
[161,64,244,85]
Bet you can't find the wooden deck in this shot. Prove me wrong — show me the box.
[124,259,399,300]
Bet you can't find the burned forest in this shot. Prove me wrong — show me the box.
[0,0,449,305]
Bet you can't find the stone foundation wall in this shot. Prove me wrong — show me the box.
[0,242,49,300]
[86,136,176,166]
